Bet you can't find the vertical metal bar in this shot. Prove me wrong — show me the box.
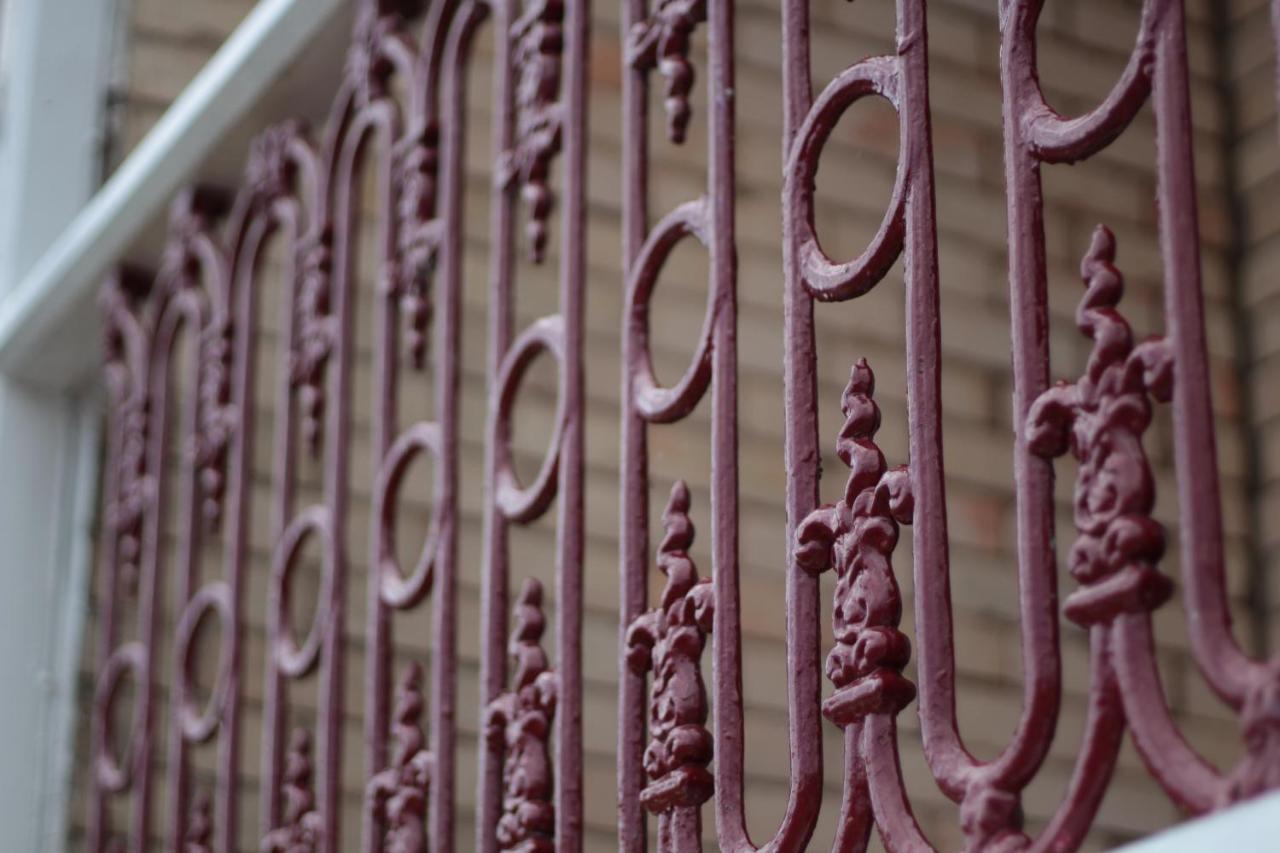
[363,119,399,853]
[478,0,516,843]
[988,0,1063,797]
[557,0,588,843]
[777,0,827,846]
[320,116,359,853]
[706,0,745,845]
[1154,0,1260,705]
[431,7,489,844]
[260,150,312,834]
[617,0,651,842]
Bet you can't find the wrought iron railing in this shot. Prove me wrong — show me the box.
[87,0,1279,850]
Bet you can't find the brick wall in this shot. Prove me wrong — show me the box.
[71,0,1269,850]
[105,0,259,171]
[1231,0,1280,651]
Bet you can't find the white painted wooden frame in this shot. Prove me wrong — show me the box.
[0,1,342,849]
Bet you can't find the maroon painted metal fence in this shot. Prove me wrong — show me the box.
[87,0,1279,850]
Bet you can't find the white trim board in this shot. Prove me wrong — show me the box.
[0,0,346,392]
[0,4,344,849]
[1118,791,1280,852]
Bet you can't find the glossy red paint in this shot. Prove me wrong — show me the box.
[88,0,1279,851]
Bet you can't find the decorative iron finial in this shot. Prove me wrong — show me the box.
[391,139,441,370]
[484,578,557,852]
[500,0,565,263]
[156,188,237,531]
[185,790,213,853]
[1027,224,1174,626]
[347,0,409,101]
[290,227,336,457]
[261,728,324,852]
[625,481,715,815]
[793,359,915,725]
[626,0,706,144]
[245,121,304,204]
[368,662,434,853]
[195,314,235,530]
[100,269,153,594]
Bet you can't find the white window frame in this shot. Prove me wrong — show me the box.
[0,1,340,849]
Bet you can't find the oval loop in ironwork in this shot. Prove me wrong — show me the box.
[92,642,147,794]
[172,582,235,743]
[270,506,336,678]
[1014,0,1158,164]
[375,421,446,609]
[625,198,716,423]
[493,316,568,524]
[787,56,907,302]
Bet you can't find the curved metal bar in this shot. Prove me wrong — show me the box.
[491,316,567,523]
[1015,0,1159,164]
[862,716,935,852]
[270,506,337,679]
[172,582,235,743]
[785,57,906,302]
[92,642,148,795]
[623,198,714,424]
[1028,630,1126,853]
[1149,0,1267,707]
[374,422,446,609]
[1113,614,1221,813]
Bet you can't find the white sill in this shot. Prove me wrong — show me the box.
[1117,791,1280,852]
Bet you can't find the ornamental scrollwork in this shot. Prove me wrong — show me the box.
[626,0,705,145]
[367,662,434,853]
[194,314,234,529]
[484,578,557,852]
[1026,225,1174,626]
[793,358,915,727]
[160,189,237,528]
[1222,665,1280,805]
[347,0,415,102]
[388,140,443,370]
[290,227,336,457]
[159,190,216,281]
[246,121,303,205]
[498,0,564,263]
[261,729,324,852]
[101,270,152,592]
[625,481,715,814]
[185,791,213,853]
